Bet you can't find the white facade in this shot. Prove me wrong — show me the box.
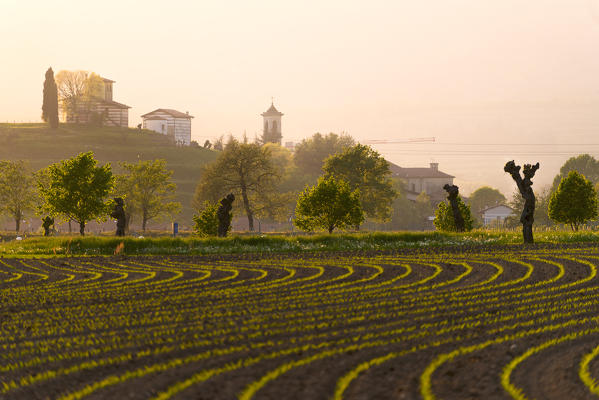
[141,109,193,146]
[482,205,515,226]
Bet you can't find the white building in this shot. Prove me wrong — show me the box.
[141,109,194,146]
[481,204,515,226]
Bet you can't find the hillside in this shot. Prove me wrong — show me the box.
[0,123,218,227]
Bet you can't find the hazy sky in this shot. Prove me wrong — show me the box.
[3,0,599,194]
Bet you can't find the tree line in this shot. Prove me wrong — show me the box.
[192,133,399,235]
[433,153,599,233]
[0,153,179,234]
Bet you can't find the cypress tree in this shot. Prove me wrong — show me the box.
[42,67,59,129]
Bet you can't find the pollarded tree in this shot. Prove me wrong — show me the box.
[0,160,37,231]
[42,67,59,129]
[433,196,474,232]
[323,144,397,222]
[38,152,114,235]
[548,170,598,231]
[115,159,181,232]
[193,139,283,231]
[294,176,364,234]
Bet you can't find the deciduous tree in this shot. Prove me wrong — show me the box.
[193,139,282,231]
[115,159,180,232]
[0,161,37,231]
[552,154,599,191]
[323,144,396,222]
[37,152,114,235]
[293,132,355,179]
[55,70,103,123]
[42,67,59,129]
[548,170,598,230]
[294,176,363,233]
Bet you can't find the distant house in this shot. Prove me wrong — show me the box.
[481,204,515,226]
[61,77,130,127]
[389,162,455,204]
[141,109,193,146]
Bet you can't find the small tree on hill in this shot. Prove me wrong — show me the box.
[193,201,220,237]
[55,70,103,124]
[42,67,59,129]
[548,170,598,230]
[433,197,474,232]
[294,176,363,234]
[0,160,37,231]
[38,152,114,235]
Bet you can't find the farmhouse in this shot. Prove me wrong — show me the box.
[61,77,130,127]
[141,109,193,146]
[389,162,455,204]
[481,204,515,226]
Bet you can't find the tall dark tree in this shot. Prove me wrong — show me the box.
[443,184,465,232]
[504,161,540,244]
[42,67,59,129]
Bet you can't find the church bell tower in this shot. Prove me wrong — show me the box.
[261,100,283,145]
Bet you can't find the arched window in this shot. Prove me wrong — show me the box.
[264,121,268,132]
[271,120,278,132]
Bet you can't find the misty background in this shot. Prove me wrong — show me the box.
[3,0,599,195]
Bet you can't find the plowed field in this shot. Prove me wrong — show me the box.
[2,246,599,399]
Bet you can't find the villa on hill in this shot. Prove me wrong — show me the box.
[389,162,455,205]
[61,77,130,127]
[141,109,193,146]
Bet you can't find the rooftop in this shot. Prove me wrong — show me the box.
[141,109,194,119]
[389,162,454,179]
[261,102,283,117]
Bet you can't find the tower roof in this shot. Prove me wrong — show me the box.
[261,102,283,117]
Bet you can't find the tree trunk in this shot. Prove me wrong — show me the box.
[142,210,147,232]
[15,217,20,232]
[125,213,132,233]
[522,223,533,244]
[241,184,254,231]
[79,221,85,236]
[68,220,72,233]
[328,225,334,234]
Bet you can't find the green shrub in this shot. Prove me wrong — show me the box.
[433,198,474,232]
[192,201,219,237]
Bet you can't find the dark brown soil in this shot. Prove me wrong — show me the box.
[2,245,599,399]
